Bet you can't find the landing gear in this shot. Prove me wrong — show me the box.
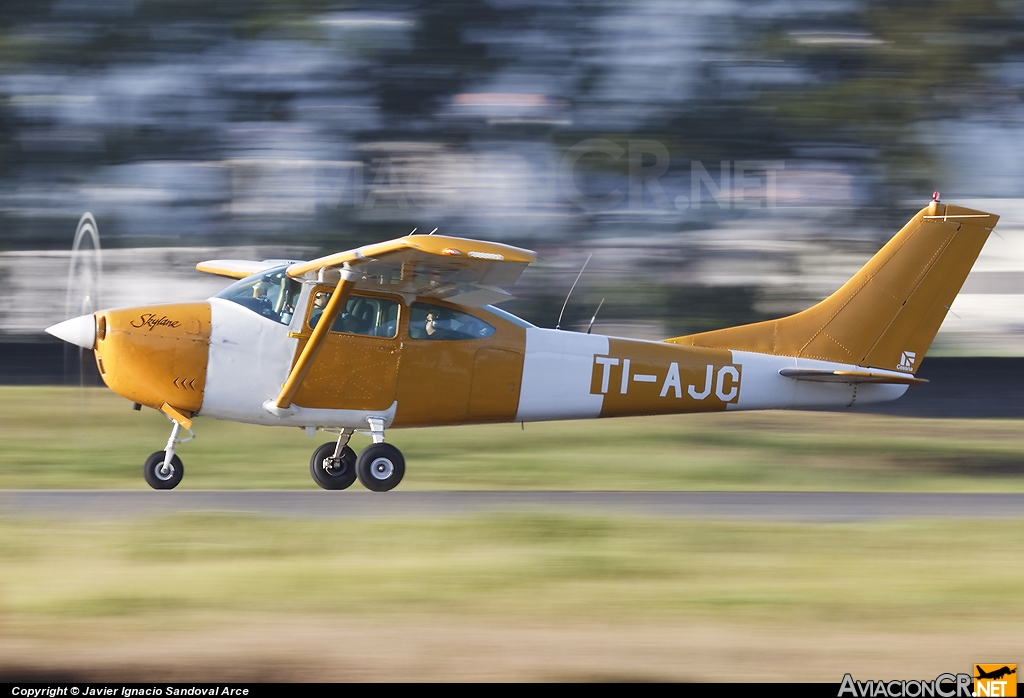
[143,418,193,490]
[309,430,357,490]
[144,450,183,489]
[310,418,405,492]
[356,443,405,492]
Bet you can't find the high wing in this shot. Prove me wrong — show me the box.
[196,259,302,280]
[285,234,536,308]
[268,233,536,413]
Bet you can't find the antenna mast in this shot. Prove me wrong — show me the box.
[555,254,592,330]
[586,298,605,335]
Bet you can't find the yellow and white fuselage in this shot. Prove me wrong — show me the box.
[76,292,914,434]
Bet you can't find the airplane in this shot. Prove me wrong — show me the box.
[46,195,998,491]
[975,666,1016,681]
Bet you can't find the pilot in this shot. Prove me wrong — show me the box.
[308,291,329,328]
[251,280,273,316]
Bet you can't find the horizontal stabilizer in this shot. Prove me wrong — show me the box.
[779,368,928,386]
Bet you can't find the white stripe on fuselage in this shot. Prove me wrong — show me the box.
[201,298,300,425]
[727,350,908,410]
[201,297,400,429]
[516,328,607,422]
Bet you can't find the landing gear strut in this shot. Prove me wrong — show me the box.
[143,419,192,490]
[309,429,357,490]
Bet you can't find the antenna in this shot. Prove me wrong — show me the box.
[586,298,605,335]
[555,253,592,330]
[428,227,439,235]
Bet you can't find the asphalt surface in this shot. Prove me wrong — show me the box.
[2,490,1024,521]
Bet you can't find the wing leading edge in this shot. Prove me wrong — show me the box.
[196,259,303,280]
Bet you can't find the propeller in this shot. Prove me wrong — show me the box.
[63,213,103,388]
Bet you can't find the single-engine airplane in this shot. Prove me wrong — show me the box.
[46,196,998,491]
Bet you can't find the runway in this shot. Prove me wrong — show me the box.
[2,490,1024,521]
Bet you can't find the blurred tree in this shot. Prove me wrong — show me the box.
[373,0,501,121]
[744,0,1021,212]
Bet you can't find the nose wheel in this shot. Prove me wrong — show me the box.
[143,416,193,490]
[144,450,183,489]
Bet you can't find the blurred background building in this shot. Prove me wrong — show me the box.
[2,0,1024,374]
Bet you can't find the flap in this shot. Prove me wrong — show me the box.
[779,368,928,386]
[286,234,536,307]
[196,259,302,280]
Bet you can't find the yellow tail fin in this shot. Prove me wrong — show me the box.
[666,202,999,374]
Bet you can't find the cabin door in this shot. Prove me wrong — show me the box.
[291,288,401,412]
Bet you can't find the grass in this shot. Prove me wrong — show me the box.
[0,512,1021,680]
[1,386,1024,490]
[2,514,1019,624]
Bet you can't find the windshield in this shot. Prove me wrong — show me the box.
[215,266,302,325]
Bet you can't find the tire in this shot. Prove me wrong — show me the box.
[309,442,357,490]
[356,443,405,492]
[143,451,183,490]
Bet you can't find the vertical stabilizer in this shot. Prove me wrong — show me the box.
[666,202,999,374]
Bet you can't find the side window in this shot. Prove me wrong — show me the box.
[308,291,399,338]
[409,302,496,341]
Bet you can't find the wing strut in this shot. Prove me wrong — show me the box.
[274,267,358,410]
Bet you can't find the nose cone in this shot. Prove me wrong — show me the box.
[46,314,96,350]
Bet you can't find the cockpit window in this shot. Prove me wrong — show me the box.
[215,266,302,325]
[409,302,495,340]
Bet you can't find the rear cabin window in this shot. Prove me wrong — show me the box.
[308,292,399,338]
[408,302,495,341]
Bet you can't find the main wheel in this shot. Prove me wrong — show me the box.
[309,442,357,490]
[356,443,405,492]
[143,451,183,490]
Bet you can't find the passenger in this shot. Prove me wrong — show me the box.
[423,310,460,340]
